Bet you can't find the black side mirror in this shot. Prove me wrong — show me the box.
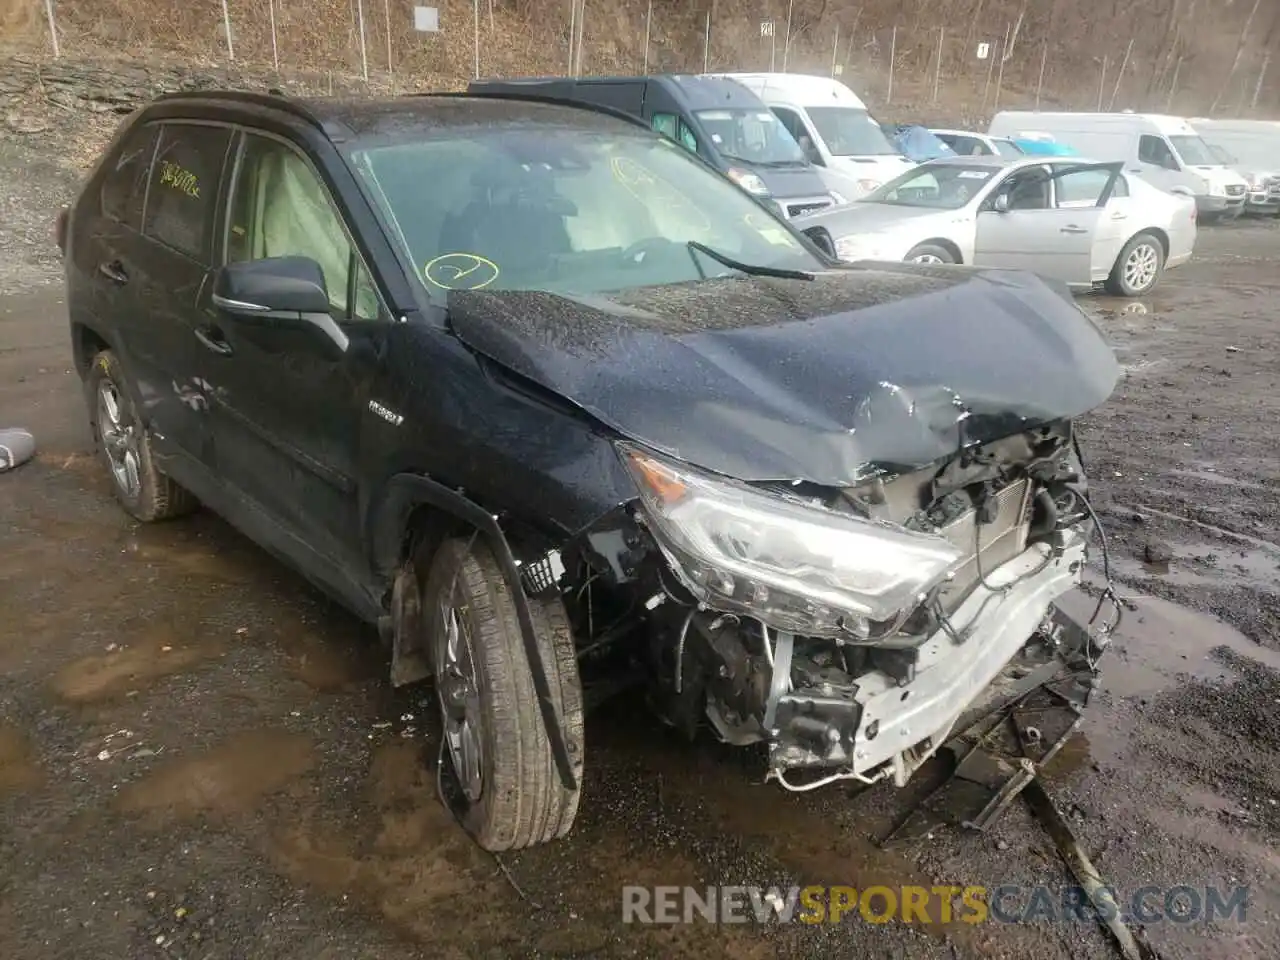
[802,226,837,259]
[212,256,349,355]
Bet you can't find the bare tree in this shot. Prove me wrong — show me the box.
[1212,0,1264,112]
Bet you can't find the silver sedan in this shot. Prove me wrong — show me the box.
[794,155,1197,297]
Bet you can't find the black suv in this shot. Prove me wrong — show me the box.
[60,90,1120,851]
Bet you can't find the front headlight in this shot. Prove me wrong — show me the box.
[857,179,883,194]
[726,167,770,197]
[834,234,885,261]
[829,190,849,206]
[1208,181,1226,197]
[623,449,965,636]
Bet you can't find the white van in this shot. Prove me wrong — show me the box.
[1187,118,1280,216]
[987,111,1250,222]
[709,73,915,199]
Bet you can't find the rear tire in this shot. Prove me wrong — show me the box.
[420,536,583,850]
[1104,232,1165,298]
[86,349,197,522]
[904,242,956,264]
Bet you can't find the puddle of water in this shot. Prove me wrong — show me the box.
[50,624,224,703]
[0,725,42,793]
[116,730,314,819]
[1058,585,1280,700]
[1112,542,1278,592]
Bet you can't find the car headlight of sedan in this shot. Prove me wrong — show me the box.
[623,447,965,636]
[834,234,893,261]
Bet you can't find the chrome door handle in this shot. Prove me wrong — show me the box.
[97,261,129,285]
[1110,212,1128,220]
[1060,226,1089,234]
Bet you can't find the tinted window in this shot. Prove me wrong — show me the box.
[100,122,159,228]
[143,123,232,260]
[1138,135,1177,169]
[351,130,818,299]
[652,113,698,154]
[227,134,379,321]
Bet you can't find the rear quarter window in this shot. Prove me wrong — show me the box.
[99,122,159,229]
[142,123,233,261]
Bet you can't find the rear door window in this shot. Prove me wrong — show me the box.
[100,122,159,229]
[143,123,233,261]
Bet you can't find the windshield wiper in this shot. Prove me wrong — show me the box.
[686,240,814,281]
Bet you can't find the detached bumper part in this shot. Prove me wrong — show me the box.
[768,532,1088,788]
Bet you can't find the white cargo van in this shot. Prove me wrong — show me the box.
[1187,118,1280,216]
[708,73,915,199]
[987,112,1250,222]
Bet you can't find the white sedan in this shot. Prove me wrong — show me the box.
[794,155,1197,297]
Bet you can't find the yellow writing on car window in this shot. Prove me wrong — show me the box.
[158,160,200,198]
[424,252,500,290]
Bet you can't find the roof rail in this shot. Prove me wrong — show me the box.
[413,89,651,132]
[152,89,325,129]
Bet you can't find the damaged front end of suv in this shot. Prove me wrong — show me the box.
[447,263,1121,801]
[613,422,1100,792]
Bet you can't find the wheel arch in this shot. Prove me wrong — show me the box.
[368,472,579,792]
[910,238,964,264]
[1127,227,1169,259]
[70,321,113,378]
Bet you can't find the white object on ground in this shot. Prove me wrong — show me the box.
[0,428,35,471]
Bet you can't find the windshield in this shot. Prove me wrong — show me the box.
[1168,135,1219,166]
[1202,135,1280,169]
[349,129,820,299]
[693,107,806,165]
[861,163,997,209]
[993,138,1024,157]
[1206,142,1236,165]
[806,107,900,157]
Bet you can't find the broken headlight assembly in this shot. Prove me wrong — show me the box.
[622,447,966,637]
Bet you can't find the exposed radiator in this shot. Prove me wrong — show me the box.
[933,478,1033,611]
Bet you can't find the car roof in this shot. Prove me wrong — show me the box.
[713,72,868,108]
[147,89,647,142]
[918,154,1108,171]
[468,74,764,111]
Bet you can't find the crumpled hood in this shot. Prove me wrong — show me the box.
[446,264,1120,486]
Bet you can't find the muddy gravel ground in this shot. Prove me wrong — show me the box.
[3,126,1280,960]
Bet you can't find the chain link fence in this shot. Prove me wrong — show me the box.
[9,0,1278,119]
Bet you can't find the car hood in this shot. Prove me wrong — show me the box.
[794,202,955,238]
[445,265,1120,486]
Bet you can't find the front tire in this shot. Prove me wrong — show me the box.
[421,536,584,851]
[1104,232,1165,297]
[904,242,956,264]
[86,349,197,522]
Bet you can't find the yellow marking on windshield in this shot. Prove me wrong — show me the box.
[424,252,500,290]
